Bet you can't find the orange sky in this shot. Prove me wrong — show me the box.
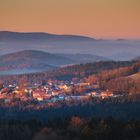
[0,0,140,39]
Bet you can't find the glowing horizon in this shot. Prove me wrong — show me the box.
[0,0,140,39]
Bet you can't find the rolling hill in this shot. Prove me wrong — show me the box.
[0,50,75,75]
[0,50,109,75]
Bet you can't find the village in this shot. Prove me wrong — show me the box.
[0,80,121,109]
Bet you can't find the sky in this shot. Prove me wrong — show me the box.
[0,0,140,39]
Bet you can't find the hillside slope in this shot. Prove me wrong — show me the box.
[129,72,140,81]
[0,50,75,75]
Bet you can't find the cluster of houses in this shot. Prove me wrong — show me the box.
[0,80,116,107]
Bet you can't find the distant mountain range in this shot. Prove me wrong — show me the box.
[0,31,140,61]
[0,31,95,42]
[0,50,108,75]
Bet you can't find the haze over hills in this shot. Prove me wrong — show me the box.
[0,50,109,75]
[57,53,109,63]
[0,31,140,61]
